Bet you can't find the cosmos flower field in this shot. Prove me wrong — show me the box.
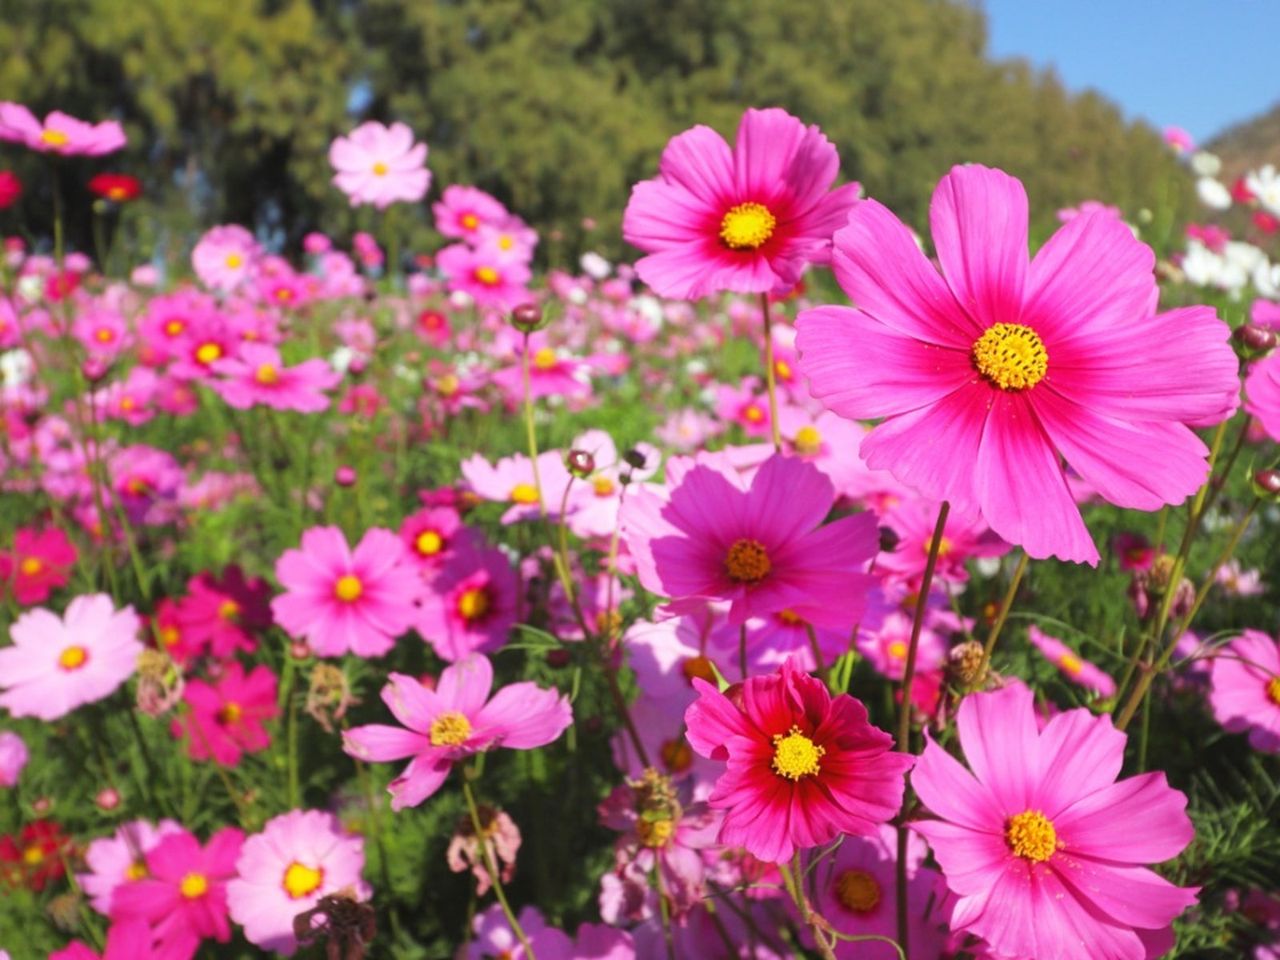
[0,102,1279,960]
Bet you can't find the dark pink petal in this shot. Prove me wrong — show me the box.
[436,654,493,715]
[912,733,1004,832]
[911,819,1010,897]
[743,454,834,546]
[795,305,973,420]
[657,124,734,207]
[733,108,837,210]
[929,164,1029,329]
[388,754,452,810]
[955,684,1039,814]
[380,672,443,732]
[831,198,979,347]
[1032,708,1125,816]
[1053,857,1199,932]
[684,679,754,759]
[342,724,429,762]
[1054,771,1194,864]
[974,392,1098,564]
[473,682,571,749]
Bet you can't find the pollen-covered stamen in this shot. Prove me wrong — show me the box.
[636,816,675,848]
[719,202,777,251]
[681,655,718,684]
[793,425,822,455]
[771,725,824,780]
[334,575,363,603]
[195,342,223,365]
[255,363,280,386]
[972,322,1048,391]
[283,861,324,899]
[40,128,70,148]
[371,161,389,176]
[456,586,490,621]
[430,710,472,747]
[19,557,43,576]
[474,266,500,286]
[532,347,558,371]
[725,538,771,584]
[1267,676,1280,706]
[416,530,444,556]
[834,868,881,914]
[1006,810,1059,862]
[179,872,209,899]
[58,646,88,671]
[1059,653,1085,676]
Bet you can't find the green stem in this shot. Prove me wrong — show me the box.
[760,293,782,453]
[463,777,537,960]
[977,550,1029,683]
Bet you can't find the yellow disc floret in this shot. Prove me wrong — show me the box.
[282,861,325,899]
[532,347,558,370]
[1267,675,1280,706]
[510,483,540,505]
[725,538,771,584]
[771,725,824,780]
[179,872,209,899]
[416,530,444,556]
[430,710,472,747]
[334,575,363,603]
[834,868,881,914]
[720,202,777,251]
[456,587,490,622]
[59,646,88,671]
[1006,810,1059,862]
[972,323,1048,391]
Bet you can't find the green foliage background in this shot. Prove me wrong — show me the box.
[0,0,1193,259]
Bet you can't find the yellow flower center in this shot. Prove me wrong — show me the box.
[681,655,718,684]
[510,483,540,505]
[743,404,765,423]
[887,640,908,661]
[772,726,824,780]
[592,475,616,497]
[778,609,805,626]
[121,397,136,411]
[22,844,45,865]
[660,738,693,773]
[282,861,324,899]
[461,213,480,230]
[225,253,243,269]
[19,557,43,576]
[416,530,444,556]
[775,359,792,381]
[474,266,500,286]
[834,868,881,914]
[108,186,129,202]
[532,347,558,370]
[972,322,1048,391]
[95,327,115,343]
[1006,810,1059,862]
[164,320,184,336]
[334,574,363,602]
[456,587,490,621]
[637,817,675,848]
[430,710,472,747]
[254,363,279,385]
[41,128,70,148]
[794,425,822,455]
[724,538,771,584]
[125,860,148,882]
[179,872,208,899]
[719,201,777,251]
[498,235,514,250]
[218,702,242,724]
[196,342,223,365]
[218,599,240,621]
[1059,653,1084,676]
[160,625,181,647]
[1267,676,1280,706]
[59,645,88,671]
[371,161,389,176]
[436,373,460,397]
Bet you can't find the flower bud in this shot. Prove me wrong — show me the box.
[947,640,986,689]
[1253,468,1280,498]
[546,648,572,668]
[335,465,357,487]
[565,449,595,478]
[509,302,544,333]
[1234,323,1277,356]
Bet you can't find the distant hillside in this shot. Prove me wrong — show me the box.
[1210,102,1280,182]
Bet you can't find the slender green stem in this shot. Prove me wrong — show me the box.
[804,622,829,686]
[760,293,783,453]
[977,551,1029,683]
[895,499,950,958]
[781,853,838,960]
[463,778,537,960]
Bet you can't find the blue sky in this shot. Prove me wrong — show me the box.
[984,0,1277,144]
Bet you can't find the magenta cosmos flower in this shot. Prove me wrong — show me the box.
[172,662,279,766]
[49,920,156,960]
[621,452,879,629]
[622,107,859,299]
[329,121,430,209]
[911,684,1198,960]
[684,657,913,864]
[272,526,421,658]
[111,826,244,960]
[1209,630,1280,753]
[415,543,519,662]
[79,819,185,915]
[434,185,510,240]
[0,103,126,156]
[796,164,1240,565]
[211,343,341,413]
[343,654,572,810]
[227,809,371,955]
[191,224,258,293]
[0,594,142,721]
[1028,624,1116,698]
[1245,351,1280,443]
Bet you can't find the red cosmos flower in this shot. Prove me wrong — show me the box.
[0,821,74,891]
[88,173,142,203]
[0,170,21,210]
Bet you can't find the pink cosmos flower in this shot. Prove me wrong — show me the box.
[622,107,859,299]
[1,525,77,604]
[796,164,1240,565]
[467,905,574,960]
[79,819,186,915]
[191,225,258,293]
[1163,125,1195,153]
[436,243,532,310]
[1028,624,1117,698]
[0,594,142,721]
[0,103,126,155]
[49,920,156,960]
[111,827,244,960]
[343,654,572,810]
[227,809,371,955]
[621,452,879,630]
[272,526,421,658]
[490,340,592,405]
[856,609,948,682]
[1215,559,1265,597]
[434,185,510,239]
[713,379,773,438]
[876,499,1008,585]
[415,543,519,662]
[911,684,1199,960]
[460,451,575,524]
[0,731,29,787]
[684,657,914,863]
[398,505,468,569]
[1245,351,1280,443]
[329,121,430,209]
[210,343,341,412]
[172,662,279,766]
[1209,630,1280,753]
[176,566,272,659]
